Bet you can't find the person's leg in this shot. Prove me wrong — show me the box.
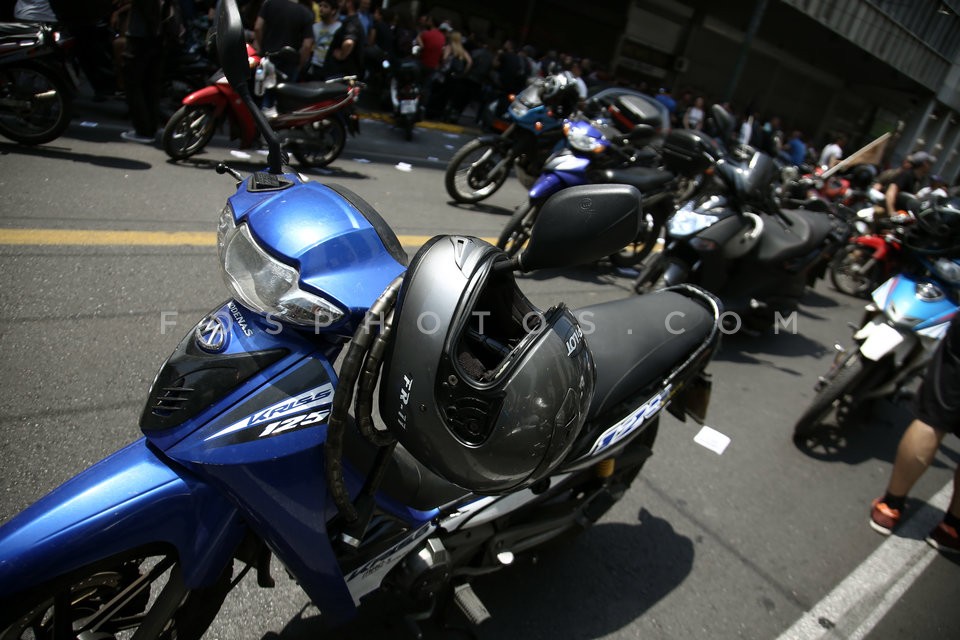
[886,418,946,497]
[871,418,945,535]
[926,464,960,553]
[122,37,151,137]
[948,465,960,519]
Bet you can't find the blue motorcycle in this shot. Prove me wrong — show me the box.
[496,116,694,267]
[444,74,572,204]
[0,3,722,637]
[793,198,960,446]
[443,76,667,205]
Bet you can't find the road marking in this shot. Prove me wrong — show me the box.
[0,229,492,248]
[776,482,950,640]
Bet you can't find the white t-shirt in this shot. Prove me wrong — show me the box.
[312,20,342,67]
[819,143,843,168]
[685,106,704,129]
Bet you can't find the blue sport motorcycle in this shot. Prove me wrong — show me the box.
[444,75,571,204]
[443,77,667,205]
[0,2,721,638]
[792,199,960,446]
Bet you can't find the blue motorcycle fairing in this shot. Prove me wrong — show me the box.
[0,438,244,597]
[872,274,959,333]
[528,159,591,200]
[141,300,342,449]
[228,177,407,330]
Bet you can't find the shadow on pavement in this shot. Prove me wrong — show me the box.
[0,141,152,171]
[258,509,693,640]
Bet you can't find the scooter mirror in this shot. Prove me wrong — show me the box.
[216,0,248,91]
[519,184,642,272]
[216,0,285,174]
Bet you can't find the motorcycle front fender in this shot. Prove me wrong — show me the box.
[181,83,232,120]
[0,438,244,597]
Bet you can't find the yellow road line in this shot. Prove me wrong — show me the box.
[0,229,494,248]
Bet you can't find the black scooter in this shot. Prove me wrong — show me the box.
[0,21,77,145]
[634,105,850,333]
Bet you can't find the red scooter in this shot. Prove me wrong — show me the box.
[829,214,915,298]
[162,44,361,167]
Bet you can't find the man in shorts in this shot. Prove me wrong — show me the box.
[870,315,960,553]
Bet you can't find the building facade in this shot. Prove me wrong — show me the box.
[407,0,960,182]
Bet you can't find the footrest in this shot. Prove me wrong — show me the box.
[453,582,491,625]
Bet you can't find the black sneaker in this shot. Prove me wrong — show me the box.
[926,521,960,554]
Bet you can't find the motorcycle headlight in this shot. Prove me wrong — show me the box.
[508,100,530,119]
[933,258,960,286]
[667,207,718,237]
[217,205,346,328]
[564,122,605,153]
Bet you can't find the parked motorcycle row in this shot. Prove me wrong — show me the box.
[450,70,960,456]
[1,2,959,638]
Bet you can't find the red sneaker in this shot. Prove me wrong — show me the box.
[870,498,902,535]
[926,521,960,554]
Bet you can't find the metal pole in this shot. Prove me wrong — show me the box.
[723,0,769,104]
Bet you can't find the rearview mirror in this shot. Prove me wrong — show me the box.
[216,0,285,173]
[216,0,248,91]
[519,184,641,271]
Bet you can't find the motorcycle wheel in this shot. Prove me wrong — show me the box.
[609,216,662,269]
[162,104,217,160]
[792,351,871,446]
[0,64,72,145]
[496,201,537,257]
[634,254,686,294]
[444,138,511,204]
[0,547,233,640]
[829,244,881,298]
[292,117,346,168]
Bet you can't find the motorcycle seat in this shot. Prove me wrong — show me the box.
[598,167,675,193]
[276,81,350,103]
[756,208,834,263]
[576,290,715,419]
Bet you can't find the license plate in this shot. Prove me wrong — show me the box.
[400,100,417,115]
[859,322,903,361]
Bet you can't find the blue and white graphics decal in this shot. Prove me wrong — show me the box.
[586,385,671,456]
[205,383,334,443]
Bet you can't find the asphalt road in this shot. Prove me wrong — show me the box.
[0,99,957,639]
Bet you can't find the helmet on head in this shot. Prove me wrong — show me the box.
[541,72,580,115]
[378,236,595,494]
[849,164,878,191]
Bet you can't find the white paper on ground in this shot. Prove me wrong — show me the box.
[396,162,412,172]
[694,426,731,455]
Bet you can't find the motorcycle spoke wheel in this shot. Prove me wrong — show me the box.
[0,549,233,640]
[792,351,870,448]
[162,104,216,160]
[292,117,346,168]
[0,65,71,145]
[444,138,510,203]
[829,245,879,298]
[496,202,536,257]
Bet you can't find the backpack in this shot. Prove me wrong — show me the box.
[445,56,466,79]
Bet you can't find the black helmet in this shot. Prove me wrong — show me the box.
[541,72,580,114]
[379,236,595,494]
[905,195,960,255]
